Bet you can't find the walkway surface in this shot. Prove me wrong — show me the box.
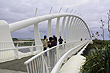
[0,69,26,73]
[0,56,32,73]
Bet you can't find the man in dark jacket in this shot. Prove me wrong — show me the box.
[53,35,57,46]
[48,37,56,68]
[48,37,56,48]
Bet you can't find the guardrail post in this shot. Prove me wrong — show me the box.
[42,55,46,73]
[30,44,34,55]
[56,45,60,61]
[14,45,19,59]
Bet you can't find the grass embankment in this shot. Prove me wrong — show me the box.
[80,40,110,73]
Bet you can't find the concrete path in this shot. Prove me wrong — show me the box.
[0,69,26,73]
[0,56,32,73]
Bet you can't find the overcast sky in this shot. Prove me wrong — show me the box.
[0,0,110,40]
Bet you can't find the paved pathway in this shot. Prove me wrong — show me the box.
[0,69,26,73]
[0,56,32,73]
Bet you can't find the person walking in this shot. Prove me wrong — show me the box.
[53,35,57,46]
[43,35,48,56]
[53,35,57,55]
[58,36,63,50]
[48,37,56,68]
[58,36,63,44]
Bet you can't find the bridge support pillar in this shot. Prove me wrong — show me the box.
[34,23,43,52]
[47,19,52,38]
[55,17,60,41]
[61,16,66,41]
[66,16,71,42]
[68,17,74,42]
[0,20,15,62]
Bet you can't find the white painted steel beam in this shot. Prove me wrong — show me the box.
[55,17,60,39]
[73,18,79,41]
[9,13,92,40]
[68,17,74,42]
[9,13,72,32]
[47,19,52,38]
[61,16,66,41]
[71,17,77,41]
[65,16,71,42]
[34,23,43,52]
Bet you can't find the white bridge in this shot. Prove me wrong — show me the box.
[0,13,92,73]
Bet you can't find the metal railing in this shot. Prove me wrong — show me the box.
[24,40,90,73]
[14,41,35,47]
[0,41,43,63]
[51,40,91,73]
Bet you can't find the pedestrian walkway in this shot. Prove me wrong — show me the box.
[0,69,26,73]
[0,56,32,73]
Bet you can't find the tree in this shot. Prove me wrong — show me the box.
[95,31,99,39]
[12,38,18,41]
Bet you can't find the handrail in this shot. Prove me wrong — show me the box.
[51,40,91,73]
[24,40,79,64]
[0,45,42,52]
[0,41,43,63]
[13,41,35,43]
[24,40,90,73]
[77,40,92,55]
[13,40,41,43]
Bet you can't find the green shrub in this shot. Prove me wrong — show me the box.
[12,38,18,41]
[80,46,110,73]
[93,39,102,44]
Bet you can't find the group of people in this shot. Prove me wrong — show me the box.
[43,35,63,51]
[43,35,63,68]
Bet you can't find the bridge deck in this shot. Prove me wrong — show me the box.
[0,69,26,73]
[0,56,32,72]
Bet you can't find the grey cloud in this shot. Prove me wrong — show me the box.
[0,0,110,40]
